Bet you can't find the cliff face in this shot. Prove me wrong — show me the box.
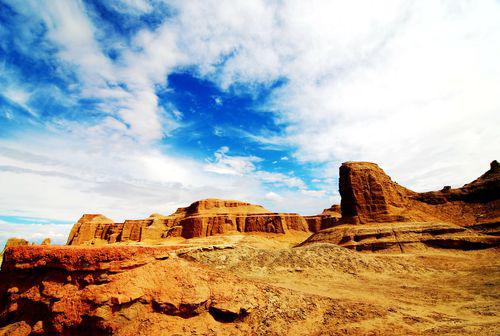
[338,160,500,226]
[339,162,415,224]
[67,199,309,245]
[304,205,341,233]
[301,160,500,251]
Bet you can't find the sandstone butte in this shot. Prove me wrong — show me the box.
[301,160,500,252]
[66,198,330,246]
[0,160,499,335]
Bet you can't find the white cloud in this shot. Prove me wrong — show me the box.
[280,156,289,161]
[2,0,498,246]
[265,191,284,203]
[204,147,261,176]
[6,0,183,142]
[0,223,73,249]
[103,0,152,15]
[254,171,305,189]
[213,96,223,106]
[203,147,306,189]
[300,189,326,198]
[165,0,500,191]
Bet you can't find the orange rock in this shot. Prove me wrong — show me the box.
[0,321,31,336]
[339,162,414,224]
[66,214,115,245]
[66,199,310,245]
[300,221,499,252]
[305,205,341,233]
[302,160,500,251]
[1,238,29,256]
[0,245,371,335]
[338,160,500,226]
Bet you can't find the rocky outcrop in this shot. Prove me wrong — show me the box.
[304,205,341,232]
[300,222,499,252]
[0,245,382,335]
[339,162,415,224]
[338,160,500,227]
[415,160,499,204]
[67,215,115,245]
[3,238,29,249]
[1,238,29,257]
[302,160,500,251]
[67,199,310,245]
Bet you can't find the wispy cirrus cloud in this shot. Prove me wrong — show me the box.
[0,0,498,245]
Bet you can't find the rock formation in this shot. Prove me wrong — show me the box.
[67,199,309,245]
[0,161,499,334]
[304,205,341,232]
[301,160,500,251]
[301,222,498,252]
[1,238,29,256]
[338,160,500,226]
[0,244,384,335]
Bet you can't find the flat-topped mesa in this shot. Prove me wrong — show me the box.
[67,199,309,245]
[177,199,269,216]
[338,160,500,226]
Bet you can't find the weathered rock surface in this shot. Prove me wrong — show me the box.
[0,245,388,335]
[303,160,500,251]
[0,321,31,336]
[67,199,309,245]
[304,204,341,232]
[1,238,29,257]
[338,160,500,226]
[2,238,29,249]
[300,222,499,252]
[339,162,415,224]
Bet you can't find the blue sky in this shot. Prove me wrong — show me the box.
[0,0,499,246]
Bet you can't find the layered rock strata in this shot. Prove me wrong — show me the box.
[304,204,341,233]
[67,199,309,245]
[300,222,499,252]
[0,245,382,335]
[302,160,500,251]
[338,160,499,226]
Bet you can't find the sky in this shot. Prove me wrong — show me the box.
[0,0,499,247]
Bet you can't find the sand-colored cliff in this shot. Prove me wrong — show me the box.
[302,161,499,251]
[67,199,309,245]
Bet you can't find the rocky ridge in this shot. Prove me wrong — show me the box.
[302,160,500,251]
[67,199,310,246]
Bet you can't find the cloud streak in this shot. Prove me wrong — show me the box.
[0,0,498,242]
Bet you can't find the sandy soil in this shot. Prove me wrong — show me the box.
[179,233,500,335]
